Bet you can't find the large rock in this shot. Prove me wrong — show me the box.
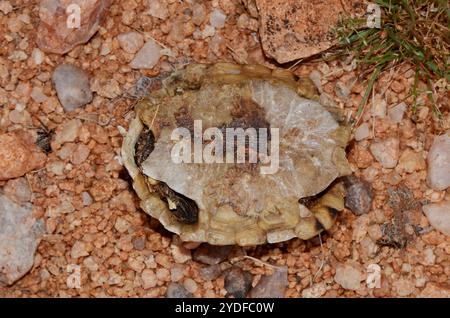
[252,0,367,63]
[52,64,92,111]
[0,130,47,181]
[0,194,45,285]
[37,0,113,54]
[422,200,450,237]
[427,132,450,191]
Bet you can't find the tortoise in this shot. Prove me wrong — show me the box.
[121,63,351,246]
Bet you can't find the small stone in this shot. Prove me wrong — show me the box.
[309,70,322,92]
[114,217,130,233]
[423,247,435,265]
[183,278,198,294]
[301,283,327,298]
[427,132,450,191]
[422,200,450,236]
[388,102,407,123]
[148,0,169,20]
[192,3,206,25]
[117,32,144,54]
[210,9,227,29]
[100,38,112,56]
[198,264,221,281]
[354,123,371,141]
[352,214,370,242]
[141,269,157,289]
[71,144,90,165]
[46,161,64,176]
[170,264,185,282]
[8,51,27,61]
[192,244,232,265]
[132,236,146,250]
[0,194,44,285]
[31,48,45,65]
[166,282,193,298]
[370,137,400,168]
[202,25,216,38]
[360,236,378,258]
[224,267,253,298]
[128,256,145,273]
[371,95,387,118]
[249,267,288,298]
[70,241,89,259]
[393,278,415,297]
[390,80,405,93]
[0,1,13,15]
[169,21,185,42]
[54,119,82,146]
[130,40,162,70]
[345,176,374,215]
[81,192,93,206]
[52,64,92,112]
[83,256,99,272]
[335,81,350,100]
[397,148,426,174]
[334,263,363,290]
[3,177,32,204]
[170,244,192,264]
[30,86,48,103]
[0,130,47,181]
[156,268,170,281]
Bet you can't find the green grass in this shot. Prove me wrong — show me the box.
[330,0,449,121]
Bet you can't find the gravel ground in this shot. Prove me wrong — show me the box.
[0,0,449,298]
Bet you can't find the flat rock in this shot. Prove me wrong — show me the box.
[53,119,82,146]
[148,0,169,20]
[37,0,113,54]
[422,200,450,236]
[192,244,232,265]
[397,148,426,174]
[0,194,44,285]
[248,267,288,298]
[388,102,407,123]
[130,40,162,69]
[0,130,47,181]
[52,64,92,112]
[117,32,144,54]
[334,263,363,290]
[354,123,370,141]
[427,132,450,191]
[252,0,366,63]
[370,137,400,168]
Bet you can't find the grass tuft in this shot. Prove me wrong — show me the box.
[331,0,449,121]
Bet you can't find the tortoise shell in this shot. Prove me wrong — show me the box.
[121,63,351,246]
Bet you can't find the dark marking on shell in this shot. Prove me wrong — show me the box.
[155,182,199,225]
[135,126,155,167]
